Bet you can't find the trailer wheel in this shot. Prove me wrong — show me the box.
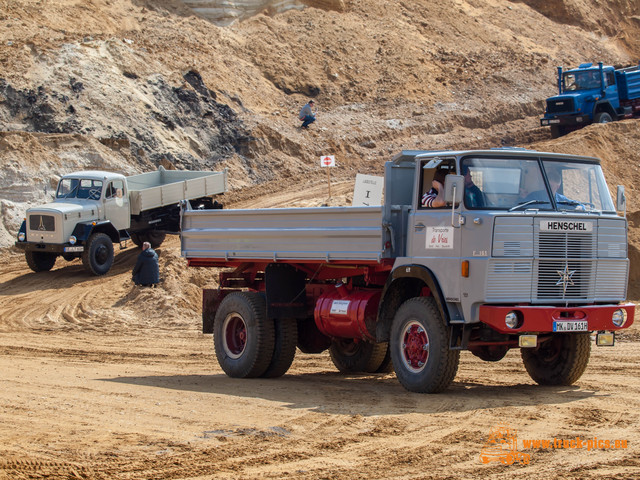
[25,251,57,272]
[390,297,459,393]
[594,112,612,123]
[329,338,387,373]
[81,233,114,276]
[214,292,275,378]
[521,333,591,385]
[260,318,298,378]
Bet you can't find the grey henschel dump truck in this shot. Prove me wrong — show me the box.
[16,167,226,275]
[180,148,634,393]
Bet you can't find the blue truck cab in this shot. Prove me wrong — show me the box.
[540,62,640,138]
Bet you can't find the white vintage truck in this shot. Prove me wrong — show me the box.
[16,167,226,275]
[181,148,634,393]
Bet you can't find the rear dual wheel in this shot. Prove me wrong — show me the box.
[329,339,388,373]
[214,292,297,378]
[130,230,166,249]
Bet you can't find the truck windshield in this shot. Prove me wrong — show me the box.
[563,70,601,91]
[56,178,103,200]
[460,157,615,213]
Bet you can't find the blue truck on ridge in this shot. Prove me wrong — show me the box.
[540,62,640,137]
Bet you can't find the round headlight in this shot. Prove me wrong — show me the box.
[69,235,77,245]
[505,311,520,329]
[612,309,626,327]
[18,232,26,242]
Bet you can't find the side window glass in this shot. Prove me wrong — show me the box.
[106,180,124,199]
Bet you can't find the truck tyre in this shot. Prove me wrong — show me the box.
[594,112,612,123]
[129,232,143,248]
[328,338,387,373]
[214,292,275,378]
[521,333,591,385]
[146,231,166,248]
[130,231,166,249]
[260,318,298,378]
[25,251,57,272]
[375,343,394,373]
[82,233,114,276]
[390,297,460,393]
[550,125,565,139]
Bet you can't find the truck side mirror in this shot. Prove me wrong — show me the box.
[444,175,464,205]
[616,185,626,213]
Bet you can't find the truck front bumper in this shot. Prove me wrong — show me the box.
[540,114,590,127]
[14,241,84,254]
[479,303,635,334]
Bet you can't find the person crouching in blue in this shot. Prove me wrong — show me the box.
[132,241,159,287]
[299,100,316,129]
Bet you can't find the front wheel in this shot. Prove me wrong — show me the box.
[82,233,114,276]
[25,251,57,272]
[390,297,459,393]
[521,333,591,385]
[214,292,275,378]
[594,112,612,124]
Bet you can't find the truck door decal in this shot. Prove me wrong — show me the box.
[426,226,454,249]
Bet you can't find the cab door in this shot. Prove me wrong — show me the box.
[407,161,463,303]
[103,179,130,231]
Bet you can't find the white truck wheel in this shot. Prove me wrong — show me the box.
[82,233,114,276]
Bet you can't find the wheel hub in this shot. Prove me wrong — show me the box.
[223,313,247,359]
[401,321,429,372]
[95,244,109,265]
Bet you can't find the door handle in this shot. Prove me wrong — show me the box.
[415,223,425,231]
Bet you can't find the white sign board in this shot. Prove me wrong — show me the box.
[320,155,335,167]
[330,300,350,315]
[426,226,454,249]
[352,174,384,206]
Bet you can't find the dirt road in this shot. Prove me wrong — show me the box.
[1,181,639,479]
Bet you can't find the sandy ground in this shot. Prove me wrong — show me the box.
[1,182,639,480]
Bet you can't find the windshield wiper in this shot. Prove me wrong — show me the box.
[509,200,550,212]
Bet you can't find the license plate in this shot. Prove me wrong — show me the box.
[553,321,588,332]
[64,246,84,252]
[549,119,560,124]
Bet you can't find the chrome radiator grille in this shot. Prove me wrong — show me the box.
[488,218,627,303]
[535,232,595,300]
